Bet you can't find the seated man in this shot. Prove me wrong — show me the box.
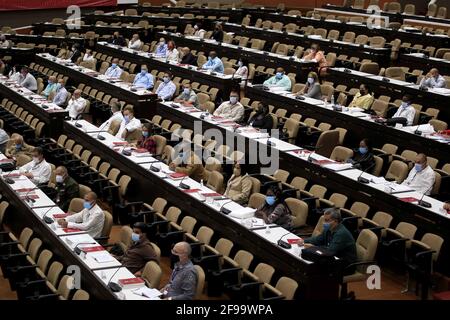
[213,91,244,122]
[155,72,176,101]
[128,34,142,50]
[18,67,37,92]
[5,134,34,159]
[154,38,168,57]
[348,84,374,109]
[0,35,11,48]
[57,191,105,238]
[66,89,87,120]
[101,101,124,132]
[42,76,57,98]
[105,58,123,78]
[263,67,292,91]
[297,208,357,272]
[388,95,415,126]
[401,153,435,195]
[116,107,142,141]
[52,79,69,107]
[174,83,198,108]
[169,143,205,182]
[132,65,154,90]
[111,32,126,47]
[19,147,52,185]
[68,43,82,63]
[180,47,197,65]
[420,68,446,89]
[160,241,198,300]
[201,51,224,74]
[54,166,80,212]
[116,222,158,276]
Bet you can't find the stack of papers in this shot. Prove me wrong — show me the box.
[132,287,162,299]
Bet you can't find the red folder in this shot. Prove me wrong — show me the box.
[63,228,82,233]
[53,213,69,219]
[400,197,419,203]
[287,239,300,244]
[183,189,201,193]
[81,246,105,253]
[16,188,34,193]
[133,148,148,153]
[314,159,336,165]
[112,141,128,146]
[201,192,222,197]
[0,159,14,163]
[20,194,38,200]
[169,172,188,179]
[118,277,145,287]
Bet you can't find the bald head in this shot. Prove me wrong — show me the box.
[172,241,191,258]
[14,134,24,144]
[73,89,82,98]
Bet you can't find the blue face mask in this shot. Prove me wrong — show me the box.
[111,63,117,68]
[83,201,92,210]
[401,102,409,108]
[124,115,130,123]
[266,195,276,206]
[323,222,331,232]
[275,72,283,79]
[142,131,149,138]
[141,70,147,75]
[55,83,62,90]
[415,163,423,172]
[15,144,22,150]
[48,81,53,85]
[163,77,170,83]
[359,147,368,155]
[131,232,140,242]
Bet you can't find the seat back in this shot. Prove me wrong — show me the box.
[248,193,266,209]
[315,130,340,158]
[330,146,353,162]
[215,238,234,257]
[385,160,409,183]
[356,229,378,262]
[194,265,205,299]
[196,226,214,245]
[254,263,275,284]
[285,198,308,228]
[142,260,162,288]
[100,211,113,238]
[421,233,444,262]
[57,275,74,299]
[234,250,254,270]
[372,211,393,228]
[72,289,90,300]
[276,277,298,300]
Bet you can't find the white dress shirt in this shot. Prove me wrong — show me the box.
[101,111,124,131]
[83,54,95,62]
[105,66,123,78]
[116,117,142,139]
[420,75,446,89]
[213,101,245,122]
[128,39,142,50]
[392,105,416,126]
[9,71,20,82]
[194,29,206,38]
[66,97,87,119]
[19,159,52,185]
[66,204,105,237]
[165,48,179,62]
[402,165,435,195]
[19,73,38,91]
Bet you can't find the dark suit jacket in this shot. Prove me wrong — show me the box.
[181,53,197,66]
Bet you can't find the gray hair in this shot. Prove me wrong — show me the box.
[324,208,342,223]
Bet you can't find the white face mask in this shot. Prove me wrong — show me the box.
[238,61,243,67]
[183,88,190,95]
[230,96,238,104]
[307,77,315,84]
[56,175,64,183]
[33,156,40,163]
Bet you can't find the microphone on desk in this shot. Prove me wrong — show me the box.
[96,121,109,141]
[219,200,233,214]
[23,187,40,204]
[178,176,190,190]
[74,242,97,255]
[418,186,433,208]
[107,267,123,293]
[277,231,292,249]
[74,117,83,128]
[149,163,161,172]
[356,162,376,184]
[42,205,57,224]
[3,170,17,184]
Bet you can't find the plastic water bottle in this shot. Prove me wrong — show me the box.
[265,225,271,234]
[331,95,335,107]
[200,179,204,187]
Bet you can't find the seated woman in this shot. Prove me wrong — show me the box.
[254,185,292,229]
[303,43,328,74]
[247,103,273,130]
[347,138,375,172]
[135,123,156,154]
[224,162,252,205]
[295,72,322,100]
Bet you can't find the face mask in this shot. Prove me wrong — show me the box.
[131,232,140,242]
[33,157,40,163]
[194,25,198,29]
[48,81,53,85]
[159,41,165,46]
[230,96,238,104]
[238,61,243,67]
[233,168,241,176]
[323,222,331,232]
[56,83,62,90]
[415,163,423,172]
[15,144,22,150]
[111,63,117,68]
[142,131,149,138]
[163,77,169,83]
[183,88,190,95]
[307,77,314,84]
[124,115,130,123]
[266,196,276,206]
[55,175,64,184]
[359,147,368,155]
[401,102,408,108]
[141,70,147,75]
[208,56,213,61]
[275,72,283,79]
[83,201,92,210]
